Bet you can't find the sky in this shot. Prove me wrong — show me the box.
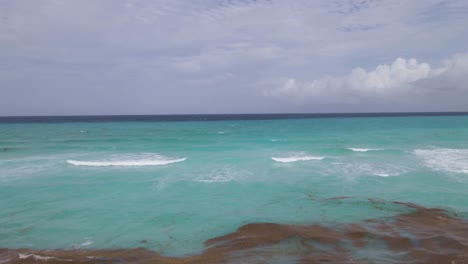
[1,0,468,115]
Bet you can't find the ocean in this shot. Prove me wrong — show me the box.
[1,114,468,263]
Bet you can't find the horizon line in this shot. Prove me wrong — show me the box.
[1,111,468,118]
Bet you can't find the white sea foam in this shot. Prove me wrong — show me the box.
[195,167,249,183]
[18,254,70,261]
[0,153,85,181]
[19,254,52,260]
[67,154,186,167]
[348,148,382,152]
[327,162,404,178]
[272,156,325,163]
[196,175,234,183]
[372,171,401,177]
[415,148,468,174]
[373,173,390,177]
[81,240,93,247]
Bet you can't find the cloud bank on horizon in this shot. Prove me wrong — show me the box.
[0,0,467,115]
[266,53,468,105]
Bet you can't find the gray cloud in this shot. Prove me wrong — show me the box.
[0,0,468,115]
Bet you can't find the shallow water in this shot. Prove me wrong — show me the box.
[1,115,468,261]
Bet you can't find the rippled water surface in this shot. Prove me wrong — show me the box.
[1,115,468,262]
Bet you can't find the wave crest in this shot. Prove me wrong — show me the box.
[66,154,186,167]
[272,156,325,163]
[348,148,382,152]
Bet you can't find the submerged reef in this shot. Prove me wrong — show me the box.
[1,200,467,264]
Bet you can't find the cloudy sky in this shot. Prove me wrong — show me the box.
[1,0,468,115]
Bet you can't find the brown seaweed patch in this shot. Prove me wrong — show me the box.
[2,201,468,264]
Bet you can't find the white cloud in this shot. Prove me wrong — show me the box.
[265,53,468,104]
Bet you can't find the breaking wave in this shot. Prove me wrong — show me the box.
[414,148,468,174]
[66,154,186,167]
[272,155,325,163]
[348,148,382,152]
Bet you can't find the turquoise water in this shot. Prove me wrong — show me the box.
[1,116,468,256]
